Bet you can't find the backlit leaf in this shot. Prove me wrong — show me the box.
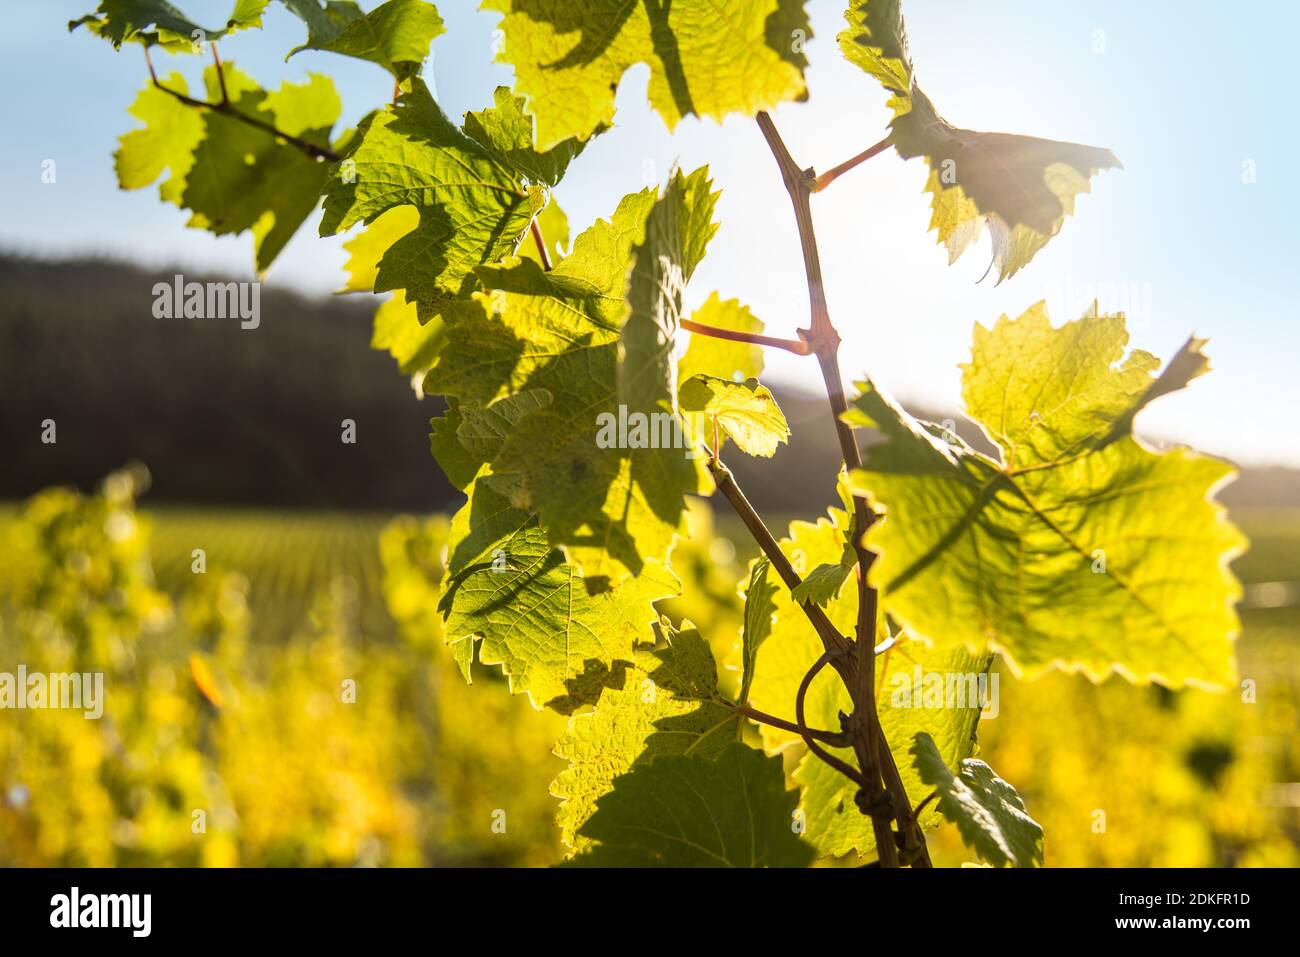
[845,304,1244,688]
[739,559,777,704]
[321,82,586,322]
[438,477,678,707]
[679,375,789,458]
[426,169,719,581]
[838,0,1119,280]
[115,64,342,271]
[287,0,444,77]
[485,0,813,150]
[551,619,741,847]
[911,731,1044,867]
[570,741,814,867]
[70,0,268,51]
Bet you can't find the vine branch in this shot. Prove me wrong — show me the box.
[143,47,342,163]
[706,455,852,660]
[706,449,906,865]
[680,318,812,356]
[755,112,836,349]
[754,110,932,867]
[812,135,893,192]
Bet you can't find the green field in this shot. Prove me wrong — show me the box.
[3,501,1293,660]
[145,507,397,645]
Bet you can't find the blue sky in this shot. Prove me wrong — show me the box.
[3,1,1297,467]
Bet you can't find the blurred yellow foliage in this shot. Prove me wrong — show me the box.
[0,472,563,866]
[1,476,1295,867]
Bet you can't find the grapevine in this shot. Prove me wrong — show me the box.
[66,0,1244,868]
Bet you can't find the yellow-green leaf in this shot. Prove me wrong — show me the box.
[679,375,789,457]
[485,0,813,150]
[838,0,1118,281]
[371,296,443,376]
[911,731,1043,867]
[425,171,718,581]
[551,619,741,848]
[321,82,588,322]
[569,741,814,867]
[739,560,777,704]
[115,64,342,272]
[438,476,678,707]
[845,304,1245,689]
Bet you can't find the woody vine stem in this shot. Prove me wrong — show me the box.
[689,111,928,867]
[141,43,925,863]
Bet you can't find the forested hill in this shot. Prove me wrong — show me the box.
[2,253,1296,512]
[0,254,448,509]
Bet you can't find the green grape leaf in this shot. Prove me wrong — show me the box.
[619,169,719,418]
[961,302,1211,466]
[114,75,204,204]
[428,402,515,496]
[677,293,766,385]
[286,0,444,77]
[280,0,361,53]
[739,559,777,704]
[836,0,909,97]
[911,731,1043,867]
[115,65,341,272]
[679,376,790,458]
[484,0,813,150]
[742,500,987,858]
[339,206,444,376]
[845,304,1245,689]
[569,741,814,867]
[321,79,539,321]
[339,205,419,293]
[788,548,854,606]
[428,403,480,491]
[71,0,268,51]
[425,170,719,581]
[551,619,741,848]
[838,0,1119,281]
[371,296,443,376]
[321,83,587,322]
[463,87,590,188]
[456,390,554,459]
[438,477,679,707]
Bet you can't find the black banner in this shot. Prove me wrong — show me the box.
[0,866,1285,944]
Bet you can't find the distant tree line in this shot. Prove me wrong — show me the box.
[1,254,1293,511]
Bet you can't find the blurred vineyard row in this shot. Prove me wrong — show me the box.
[0,469,1296,866]
[0,468,564,866]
